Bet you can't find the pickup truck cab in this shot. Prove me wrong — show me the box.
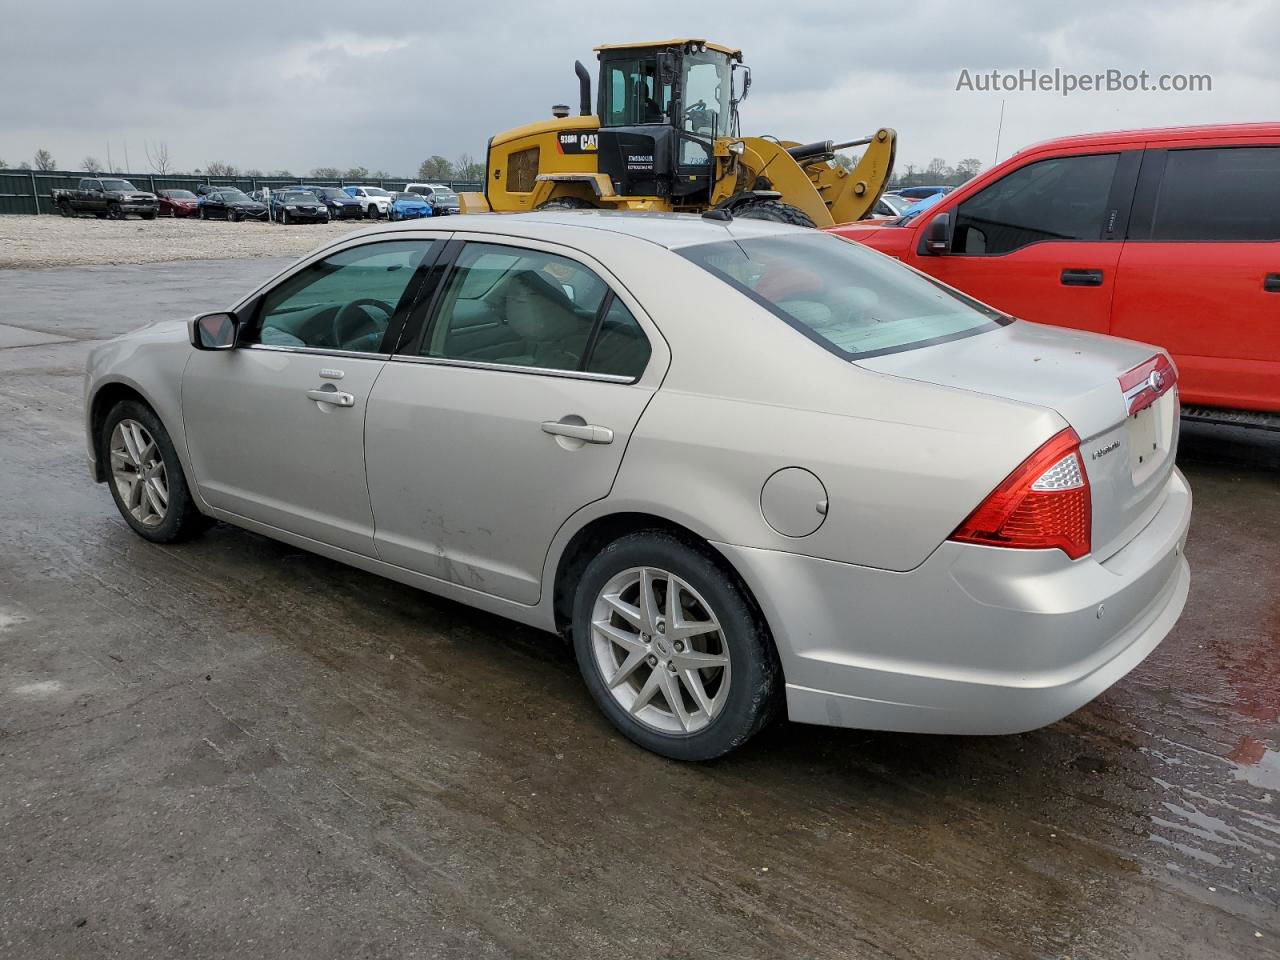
[53,178,159,220]
[830,124,1280,421]
[404,182,458,214]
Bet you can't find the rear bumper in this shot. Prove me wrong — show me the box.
[715,468,1192,735]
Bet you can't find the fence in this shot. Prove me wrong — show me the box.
[0,169,484,215]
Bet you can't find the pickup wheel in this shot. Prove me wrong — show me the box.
[140,212,156,221]
[108,203,125,220]
[58,200,73,218]
[94,212,108,219]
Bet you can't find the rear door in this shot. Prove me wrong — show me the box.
[1112,139,1280,412]
[365,234,668,604]
[906,149,1139,334]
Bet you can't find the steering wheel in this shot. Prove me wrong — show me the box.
[682,99,708,118]
[332,298,394,350]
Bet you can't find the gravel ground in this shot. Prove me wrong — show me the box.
[0,214,366,269]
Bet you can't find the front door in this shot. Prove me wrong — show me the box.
[908,150,1135,334]
[182,237,440,555]
[1111,143,1280,411]
[366,238,664,604]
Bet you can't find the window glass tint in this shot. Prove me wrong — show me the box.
[602,58,671,125]
[680,233,1007,359]
[1151,147,1280,241]
[425,243,610,372]
[252,240,433,352]
[586,298,651,378]
[953,153,1119,254]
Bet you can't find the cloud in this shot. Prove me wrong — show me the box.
[0,0,1272,177]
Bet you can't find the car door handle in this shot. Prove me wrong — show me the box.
[305,387,355,407]
[1061,268,1104,286]
[541,420,614,444]
[1264,273,1280,293]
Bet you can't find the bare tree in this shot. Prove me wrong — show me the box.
[370,169,390,179]
[954,157,983,181]
[82,156,103,174]
[453,153,483,180]
[244,168,264,177]
[144,140,173,175]
[925,157,950,180]
[271,169,293,177]
[310,167,342,179]
[33,148,56,171]
[344,166,369,179]
[205,160,238,177]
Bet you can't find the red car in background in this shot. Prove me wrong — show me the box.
[157,189,200,217]
[830,123,1280,423]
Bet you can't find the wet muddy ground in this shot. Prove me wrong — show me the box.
[0,259,1277,959]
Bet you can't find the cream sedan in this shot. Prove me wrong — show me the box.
[85,212,1191,760]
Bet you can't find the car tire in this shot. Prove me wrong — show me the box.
[730,199,817,228]
[94,212,108,219]
[571,531,781,761]
[100,400,210,545]
[536,196,596,211]
[228,208,240,223]
[58,200,73,217]
[141,212,156,220]
[280,209,290,225]
[199,206,207,220]
[108,203,124,220]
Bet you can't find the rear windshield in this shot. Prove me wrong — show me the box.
[679,232,1009,359]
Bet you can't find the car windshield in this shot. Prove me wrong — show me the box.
[433,189,457,201]
[165,190,196,199]
[393,193,423,201]
[101,179,136,191]
[361,187,391,197]
[222,190,250,201]
[895,191,945,225]
[279,192,313,202]
[316,188,346,199]
[680,232,1008,359]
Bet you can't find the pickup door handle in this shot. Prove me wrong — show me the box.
[1264,273,1280,292]
[541,419,614,444]
[305,388,355,407]
[1061,268,1104,287]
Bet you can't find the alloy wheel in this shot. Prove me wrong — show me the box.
[590,566,731,735]
[109,419,169,527]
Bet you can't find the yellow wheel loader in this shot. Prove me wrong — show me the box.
[460,38,896,227]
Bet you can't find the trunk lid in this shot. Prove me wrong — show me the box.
[858,321,1179,561]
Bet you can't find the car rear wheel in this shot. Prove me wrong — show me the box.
[199,206,207,220]
[572,531,781,760]
[108,203,124,220]
[58,200,72,217]
[101,401,209,544]
[280,209,290,225]
[228,208,240,223]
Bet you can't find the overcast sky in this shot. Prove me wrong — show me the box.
[0,0,1273,178]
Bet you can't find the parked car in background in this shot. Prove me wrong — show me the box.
[198,189,269,222]
[195,183,242,197]
[830,123,1280,422]
[297,186,365,220]
[52,178,159,219]
[84,212,1190,761]
[268,189,330,224]
[343,185,394,219]
[894,185,953,201]
[404,182,459,214]
[864,193,913,220]
[387,191,433,221]
[157,189,200,217]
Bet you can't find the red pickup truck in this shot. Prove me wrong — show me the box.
[830,124,1280,424]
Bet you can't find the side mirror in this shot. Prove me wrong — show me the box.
[732,63,752,104]
[656,51,677,85]
[189,311,240,350]
[922,211,952,255]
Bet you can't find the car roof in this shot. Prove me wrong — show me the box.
[1017,122,1280,155]
[345,210,810,250]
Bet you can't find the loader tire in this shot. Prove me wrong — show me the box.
[732,199,816,228]
[536,196,595,211]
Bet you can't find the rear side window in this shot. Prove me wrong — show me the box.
[681,233,1008,360]
[1150,146,1280,241]
[425,242,648,377]
[952,153,1119,255]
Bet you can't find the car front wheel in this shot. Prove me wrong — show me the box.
[101,400,209,544]
[572,531,780,760]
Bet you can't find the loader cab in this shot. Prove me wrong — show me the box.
[594,39,743,205]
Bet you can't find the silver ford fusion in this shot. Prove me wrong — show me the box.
[84,212,1191,760]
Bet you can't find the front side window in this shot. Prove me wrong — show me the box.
[1151,146,1280,241]
[952,153,1119,255]
[424,242,645,376]
[681,233,1008,360]
[602,57,673,125]
[681,52,731,141]
[251,240,434,353]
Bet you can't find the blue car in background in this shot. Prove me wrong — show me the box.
[894,185,953,201]
[387,192,434,221]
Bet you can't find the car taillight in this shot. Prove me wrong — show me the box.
[1118,353,1177,416]
[949,427,1091,560]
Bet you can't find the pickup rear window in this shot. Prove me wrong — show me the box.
[680,232,1009,360]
